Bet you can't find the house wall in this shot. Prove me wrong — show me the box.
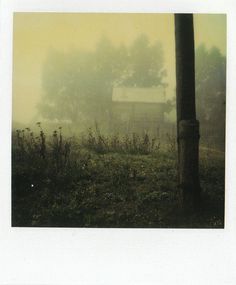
[111,102,165,135]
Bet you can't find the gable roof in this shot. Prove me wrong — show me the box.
[112,86,166,104]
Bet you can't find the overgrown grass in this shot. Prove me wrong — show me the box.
[12,124,225,228]
[81,126,161,155]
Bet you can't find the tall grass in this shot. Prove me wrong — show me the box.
[13,123,72,172]
[81,126,161,155]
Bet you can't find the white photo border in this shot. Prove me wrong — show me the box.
[0,0,236,284]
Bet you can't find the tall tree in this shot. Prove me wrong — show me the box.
[195,44,226,149]
[38,49,97,123]
[121,34,166,87]
[38,35,167,125]
[175,14,201,209]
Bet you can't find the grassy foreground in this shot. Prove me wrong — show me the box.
[12,127,225,228]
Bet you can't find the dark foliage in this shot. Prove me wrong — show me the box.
[195,45,226,149]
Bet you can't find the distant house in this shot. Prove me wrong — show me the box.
[111,86,166,135]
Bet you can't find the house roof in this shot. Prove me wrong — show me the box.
[112,86,166,103]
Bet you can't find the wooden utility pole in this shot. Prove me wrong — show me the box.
[174,14,201,209]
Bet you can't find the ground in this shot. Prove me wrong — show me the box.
[12,128,225,228]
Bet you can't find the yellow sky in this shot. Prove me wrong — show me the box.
[13,13,226,123]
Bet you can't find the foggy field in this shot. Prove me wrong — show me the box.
[12,13,226,228]
[12,127,224,228]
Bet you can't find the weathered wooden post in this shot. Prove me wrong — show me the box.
[174,14,201,209]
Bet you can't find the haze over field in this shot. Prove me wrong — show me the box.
[12,13,226,229]
[13,13,226,124]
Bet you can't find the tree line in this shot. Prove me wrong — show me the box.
[38,34,167,125]
[38,34,226,148]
